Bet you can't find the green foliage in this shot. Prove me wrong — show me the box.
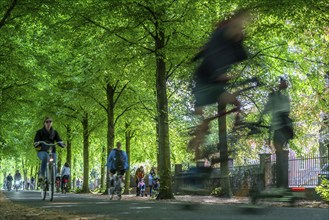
[211,187,223,197]
[1,0,329,196]
[315,178,329,203]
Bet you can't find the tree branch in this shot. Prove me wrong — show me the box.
[0,0,17,29]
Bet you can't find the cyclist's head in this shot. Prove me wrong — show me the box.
[43,116,53,130]
[16,170,19,173]
[116,142,122,149]
[279,75,289,90]
[65,162,69,167]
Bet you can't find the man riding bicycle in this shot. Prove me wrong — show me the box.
[106,142,129,198]
[14,170,22,182]
[6,174,13,190]
[34,117,65,183]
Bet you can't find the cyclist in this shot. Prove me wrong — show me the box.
[189,9,251,151]
[34,117,66,183]
[106,142,129,198]
[14,170,22,182]
[261,76,293,188]
[61,162,70,192]
[6,174,13,190]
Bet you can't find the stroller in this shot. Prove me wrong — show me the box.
[137,178,146,197]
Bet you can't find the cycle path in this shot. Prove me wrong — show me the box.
[3,190,329,220]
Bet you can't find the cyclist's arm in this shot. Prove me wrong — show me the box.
[33,130,42,146]
[54,130,66,147]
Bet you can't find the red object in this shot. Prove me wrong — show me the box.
[291,187,305,192]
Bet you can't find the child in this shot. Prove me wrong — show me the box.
[137,178,146,197]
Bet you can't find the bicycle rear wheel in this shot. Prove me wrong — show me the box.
[63,182,68,194]
[49,164,55,201]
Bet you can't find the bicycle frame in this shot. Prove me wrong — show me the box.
[38,142,56,201]
[109,174,123,200]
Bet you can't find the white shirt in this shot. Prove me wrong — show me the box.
[61,166,70,177]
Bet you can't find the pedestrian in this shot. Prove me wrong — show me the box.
[148,167,156,196]
[76,178,80,189]
[30,176,35,190]
[134,166,145,196]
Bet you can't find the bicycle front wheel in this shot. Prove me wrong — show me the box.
[41,183,47,200]
[49,163,55,201]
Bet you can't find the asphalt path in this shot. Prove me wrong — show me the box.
[3,190,329,220]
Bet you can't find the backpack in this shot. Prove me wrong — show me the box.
[114,149,125,170]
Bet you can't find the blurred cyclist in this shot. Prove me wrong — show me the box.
[190,9,252,151]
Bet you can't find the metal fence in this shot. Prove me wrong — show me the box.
[288,156,328,188]
[174,155,328,195]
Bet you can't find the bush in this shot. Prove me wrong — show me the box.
[211,187,223,197]
[315,178,329,203]
[75,188,83,193]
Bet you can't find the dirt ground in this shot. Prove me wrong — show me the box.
[1,191,328,220]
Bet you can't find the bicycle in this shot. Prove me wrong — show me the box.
[13,180,20,192]
[109,174,124,200]
[6,181,12,191]
[36,141,63,201]
[188,77,261,152]
[55,176,61,193]
[62,178,69,194]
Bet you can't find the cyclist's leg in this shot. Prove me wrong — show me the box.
[37,151,49,181]
[108,169,115,197]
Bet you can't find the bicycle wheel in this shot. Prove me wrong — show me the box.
[49,163,55,201]
[41,182,47,200]
[63,182,68,194]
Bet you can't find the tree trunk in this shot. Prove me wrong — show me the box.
[319,114,329,167]
[65,125,72,189]
[100,145,106,190]
[218,105,232,198]
[124,122,132,194]
[81,112,90,193]
[105,81,115,193]
[155,25,173,199]
[106,81,115,155]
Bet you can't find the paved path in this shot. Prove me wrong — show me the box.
[3,190,329,220]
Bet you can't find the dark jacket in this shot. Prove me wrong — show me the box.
[34,127,63,153]
[194,25,248,81]
[7,175,13,182]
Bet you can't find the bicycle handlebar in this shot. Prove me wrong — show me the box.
[35,141,56,146]
[34,141,66,149]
